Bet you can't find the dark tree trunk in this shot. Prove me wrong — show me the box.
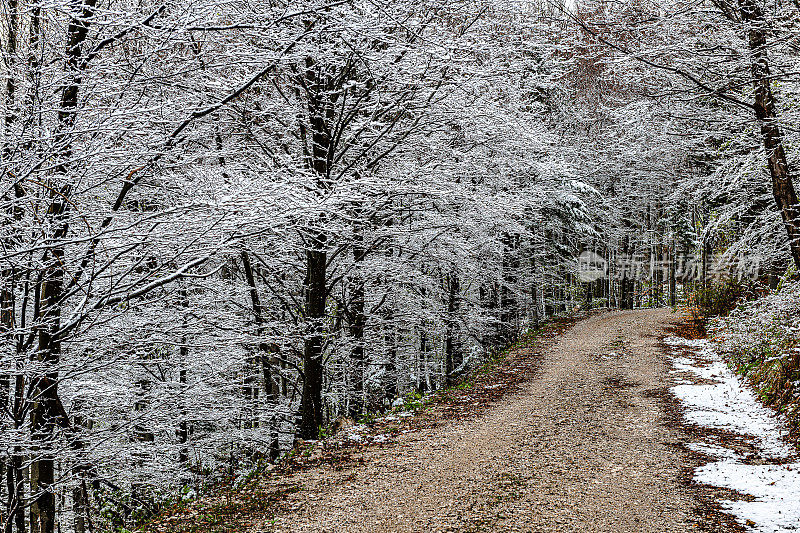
[500,234,520,345]
[585,282,592,308]
[444,273,461,386]
[738,0,800,269]
[72,478,89,533]
[295,55,337,441]
[347,247,367,418]
[7,446,25,533]
[418,329,429,394]
[479,284,499,352]
[382,307,397,402]
[177,289,189,466]
[29,2,95,530]
[0,292,11,529]
[240,251,280,458]
[30,192,71,533]
[298,244,327,440]
[529,254,540,328]
[2,0,19,526]
[670,240,677,307]
[7,371,26,533]
[30,274,62,533]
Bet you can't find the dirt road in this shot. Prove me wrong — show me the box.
[255,309,706,532]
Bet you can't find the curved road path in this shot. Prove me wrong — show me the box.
[257,309,708,532]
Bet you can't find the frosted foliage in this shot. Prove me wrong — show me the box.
[2,0,800,531]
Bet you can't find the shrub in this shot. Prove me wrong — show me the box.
[710,280,800,443]
[685,277,761,333]
[689,278,749,317]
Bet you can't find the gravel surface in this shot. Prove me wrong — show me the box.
[254,309,702,532]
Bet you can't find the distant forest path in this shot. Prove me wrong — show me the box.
[257,310,705,533]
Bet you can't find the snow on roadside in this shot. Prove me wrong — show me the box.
[665,336,800,532]
[697,460,800,532]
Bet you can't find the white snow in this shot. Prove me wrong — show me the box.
[346,424,369,442]
[665,336,709,348]
[665,336,800,532]
[665,337,793,458]
[696,460,800,532]
[686,442,739,460]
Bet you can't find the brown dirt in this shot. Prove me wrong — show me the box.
[246,309,739,533]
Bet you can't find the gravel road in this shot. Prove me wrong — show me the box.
[255,309,704,532]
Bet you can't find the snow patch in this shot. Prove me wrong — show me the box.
[666,337,792,458]
[666,336,800,532]
[686,442,740,460]
[696,461,800,533]
[664,336,709,348]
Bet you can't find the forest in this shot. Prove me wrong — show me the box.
[1,0,799,531]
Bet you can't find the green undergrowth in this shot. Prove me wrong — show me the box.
[686,277,760,334]
[730,355,799,444]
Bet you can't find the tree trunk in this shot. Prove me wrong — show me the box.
[738,0,800,269]
[418,329,429,394]
[295,55,336,440]
[347,227,367,418]
[347,285,366,417]
[239,251,280,459]
[479,284,498,352]
[444,272,461,386]
[7,370,26,533]
[382,307,398,402]
[585,281,592,308]
[2,0,19,526]
[30,2,95,529]
[620,241,629,310]
[177,289,189,466]
[298,244,327,440]
[530,254,540,329]
[670,239,677,307]
[500,234,520,345]
[30,219,70,533]
[72,478,89,533]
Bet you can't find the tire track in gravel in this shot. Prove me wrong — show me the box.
[253,309,711,533]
